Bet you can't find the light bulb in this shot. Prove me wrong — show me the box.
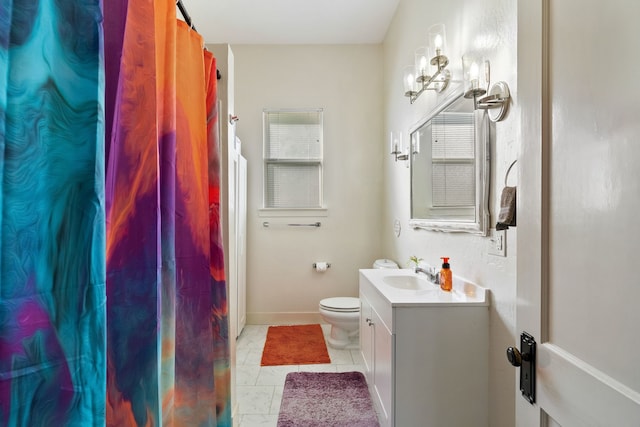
[470,62,479,79]
[434,35,443,50]
[470,62,479,89]
[403,65,418,96]
[406,73,414,87]
[419,56,428,75]
[428,24,447,58]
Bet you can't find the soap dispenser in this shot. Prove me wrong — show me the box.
[440,257,452,292]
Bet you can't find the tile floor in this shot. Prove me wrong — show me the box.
[234,324,372,427]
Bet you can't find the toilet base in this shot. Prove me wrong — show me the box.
[326,325,359,350]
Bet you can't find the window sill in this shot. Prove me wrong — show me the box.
[258,208,328,218]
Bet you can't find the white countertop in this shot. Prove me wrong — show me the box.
[359,268,489,307]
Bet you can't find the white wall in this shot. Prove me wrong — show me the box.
[382,1,517,426]
[233,45,385,324]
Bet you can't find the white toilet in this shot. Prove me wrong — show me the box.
[319,259,399,349]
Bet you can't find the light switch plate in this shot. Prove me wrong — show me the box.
[488,228,506,257]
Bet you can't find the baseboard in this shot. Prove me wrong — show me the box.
[247,311,323,325]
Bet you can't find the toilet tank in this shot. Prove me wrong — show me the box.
[373,259,399,269]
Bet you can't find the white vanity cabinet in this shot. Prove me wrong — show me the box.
[359,269,489,427]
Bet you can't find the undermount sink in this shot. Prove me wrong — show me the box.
[383,275,436,290]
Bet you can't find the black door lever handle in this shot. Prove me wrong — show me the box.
[506,332,536,404]
[506,346,522,367]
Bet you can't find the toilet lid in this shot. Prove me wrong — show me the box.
[320,297,360,312]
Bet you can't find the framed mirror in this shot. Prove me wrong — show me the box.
[409,91,490,235]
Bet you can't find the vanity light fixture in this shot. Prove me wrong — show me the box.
[390,131,408,162]
[404,24,451,104]
[462,53,511,122]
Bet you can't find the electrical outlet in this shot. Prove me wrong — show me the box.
[488,228,506,257]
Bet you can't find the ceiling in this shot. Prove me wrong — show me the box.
[181,0,400,45]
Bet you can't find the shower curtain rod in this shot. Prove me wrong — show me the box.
[176,0,222,80]
[177,0,195,31]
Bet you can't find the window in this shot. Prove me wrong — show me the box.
[263,109,323,209]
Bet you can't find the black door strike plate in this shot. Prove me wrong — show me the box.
[519,332,536,404]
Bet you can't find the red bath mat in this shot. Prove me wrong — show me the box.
[261,324,331,366]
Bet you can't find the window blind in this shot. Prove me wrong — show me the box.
[263,110,323,209]
[431,112,475,207]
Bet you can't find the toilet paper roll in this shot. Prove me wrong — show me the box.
[314,262,328,272]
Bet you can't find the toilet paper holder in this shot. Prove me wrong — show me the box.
[313,262,331,269]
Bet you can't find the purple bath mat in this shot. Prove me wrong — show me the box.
[277,371,380,427]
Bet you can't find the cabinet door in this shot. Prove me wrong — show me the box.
[359,292,373,376]
[372,310,393,427]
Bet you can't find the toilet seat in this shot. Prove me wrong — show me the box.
[319,297,360,313]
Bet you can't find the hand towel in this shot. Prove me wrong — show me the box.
[496,186,516,230]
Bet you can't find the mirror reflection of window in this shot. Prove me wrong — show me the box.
[431,112,475,207]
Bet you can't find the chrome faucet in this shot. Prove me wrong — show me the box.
[415,266,440,284]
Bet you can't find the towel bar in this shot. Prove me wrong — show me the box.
[262,221,321,228]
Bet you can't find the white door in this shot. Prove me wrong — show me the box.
[517,0,640,425]
[228,136,247,339]
[228,134,238,340]
[237,154,247,336]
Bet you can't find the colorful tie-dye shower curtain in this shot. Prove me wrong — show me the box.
[1,0,230,425]
[0,0,107,425]
[104,0,231,426]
